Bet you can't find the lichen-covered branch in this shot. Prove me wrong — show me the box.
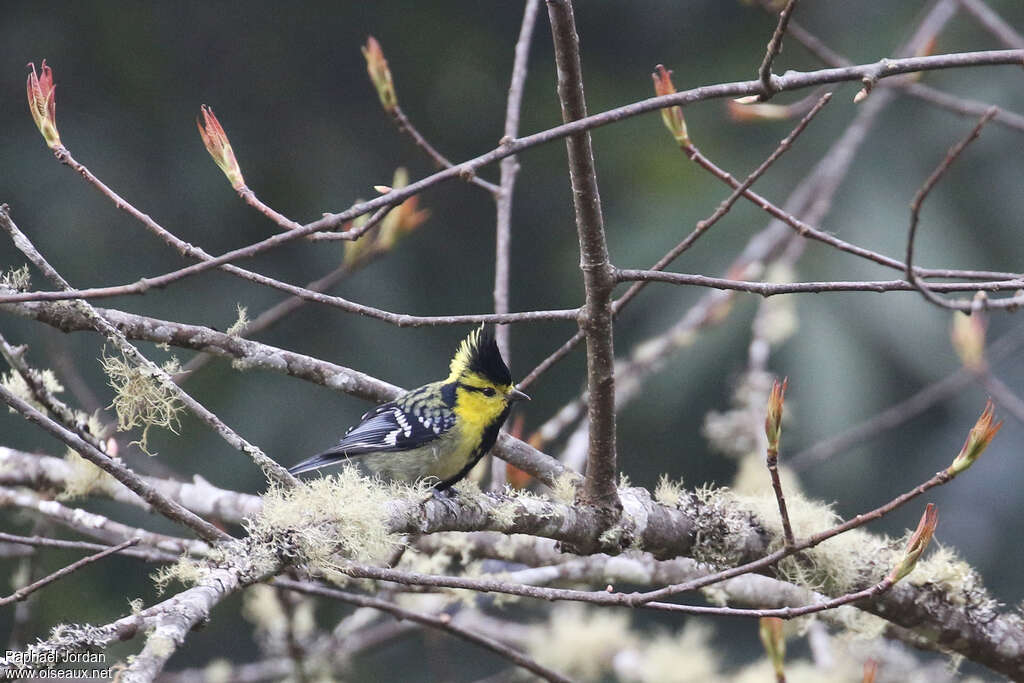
[0,298,570,487]
[0,447,262,525]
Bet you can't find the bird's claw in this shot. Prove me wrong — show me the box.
[422,486,460,517]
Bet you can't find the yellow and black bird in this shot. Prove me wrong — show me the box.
[289,325,529,489]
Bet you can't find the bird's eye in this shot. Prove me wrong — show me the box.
[482,387,496,397]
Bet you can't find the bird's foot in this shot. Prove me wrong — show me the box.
[420,486,461,517]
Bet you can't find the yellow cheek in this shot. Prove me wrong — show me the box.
[454,390,505,434]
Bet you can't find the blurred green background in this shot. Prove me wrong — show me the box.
[1,1,1023,679]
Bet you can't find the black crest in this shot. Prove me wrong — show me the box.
[448,325,512,385]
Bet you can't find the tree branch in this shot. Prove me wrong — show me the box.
[4,50,1020,309]
[0,385,227,544]
[905,108,1006,311]
[0,300,571,487]
[547,0,620,514]
[274,578,573,683]
[0,206,298,487]
[0,539,139,607]
[757,0,800,99]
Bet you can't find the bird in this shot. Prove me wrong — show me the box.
[289,325,529,489]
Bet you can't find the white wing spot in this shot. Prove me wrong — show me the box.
[394,410,413,437]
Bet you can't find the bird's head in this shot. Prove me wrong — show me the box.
[446,325,529,417]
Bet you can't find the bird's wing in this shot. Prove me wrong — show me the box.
[337,401,455,453]
[289,400,456,475]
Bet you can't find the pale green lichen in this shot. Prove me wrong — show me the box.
[737,489,895,594]
[548,471,580,504]
[145,634,176,658]
[654,474,685,507]
[488,498,518,530]
[245,468,421,577]
[152,556,209,593]
[1,367,64,413]
[226,304,250,336]
[527,604,635,680]
[100,351,184,455]
[502,485,557,520]
[686,484,759,568]
[397,546,453,576]
[598,524,625,549]
[730,453,803,497]
[452,478,482,498]
[758,263,799,345]
[242,584,287,636]
[702,370,774,460]
[909,543,995,610]
[60,449,116,500]
[626,623,720,683]
[203,659,234,683]
[1,264,30,291]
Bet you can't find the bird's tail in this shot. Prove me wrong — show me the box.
[288,448,352,475]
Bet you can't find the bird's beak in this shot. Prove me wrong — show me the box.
[508,387,531,402]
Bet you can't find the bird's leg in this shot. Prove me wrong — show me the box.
[420,485,461,517]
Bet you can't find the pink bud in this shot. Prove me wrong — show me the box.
[651,65,689,145]
[197,105,246,190]
[363,36,397,112]
[27,60,61,149]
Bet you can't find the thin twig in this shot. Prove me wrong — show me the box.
[337,559,899,620]
[526,21,934,443]
[0,539,139,607]
[1,301,570,487]
[274,578,573,683]
[765,379,796,548]
[905,109,1002,310]
[613,271,1024,296]
[0,531,177,563]
[305,204,391,241]
[491,0,542,492]
[758,0,800,98]
[0,200,576,326]
[675,142,1022,285]
[958,0,1024,49]
[518,93,832,391]
[176,260,357,379]
[547,0,620,513]
[0,206,297,488]
[901,81,1024,132]
[5,520,49,651]
[617,93,833,312]
[0,388,228,544]
[0,279,579,326]
[390,106,502,195]
[0,486,213,556]
[176,242,400,380]
[5,50,1021,309]
[494,0,541,360]
[980,374,1024,425]
[0,330,107,454]
[791,322,1024,468]
[782,15,1024,134]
